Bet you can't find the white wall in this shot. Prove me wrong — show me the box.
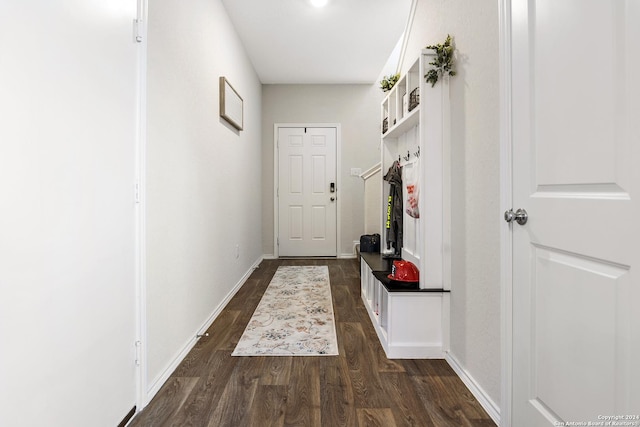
[262,85,383,257]
[400,0,502,408]
[363,170,383,236]
[145,0,263,393]
[0,1,139,425]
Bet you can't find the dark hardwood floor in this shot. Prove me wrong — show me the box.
[129,258,496,427]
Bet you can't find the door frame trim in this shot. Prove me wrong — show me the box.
[273,123,341,258]
[134,0,149,412]
[499,0,513,426]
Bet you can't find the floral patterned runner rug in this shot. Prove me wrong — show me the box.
[232,266,338,356]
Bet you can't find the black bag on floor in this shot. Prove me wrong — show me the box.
[360,234,380,253]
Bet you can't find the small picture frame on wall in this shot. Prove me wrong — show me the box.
[219,76,243,131]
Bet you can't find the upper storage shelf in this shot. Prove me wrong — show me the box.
[381,58,421,140]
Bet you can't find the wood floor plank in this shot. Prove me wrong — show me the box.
[259,356,292,385]
[224,278,265,311]
[172,310,240,377]
[162,350,236,427]
[436,373,493,422]
[332,282,360,323]
[347,367,388,410]
[402,358,457,377]
[284,356,321,427]
[338,322,363,371]
[127,377,198,427]
[338,322,387,408]
[409,374,478,427]
[357,408,398,427]
[358,315,405,373]
[319,356,356,427]
[206,356,263,427]
[246,385,287,427]
[214,314,251,352]
[380,372,436,427]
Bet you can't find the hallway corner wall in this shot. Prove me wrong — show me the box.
[145,0,263,392]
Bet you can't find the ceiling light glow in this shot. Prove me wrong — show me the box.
[310,0,328,7]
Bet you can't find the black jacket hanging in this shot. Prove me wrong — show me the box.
[383,161,403,254]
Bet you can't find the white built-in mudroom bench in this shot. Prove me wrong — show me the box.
[360,49,451,359]
[360,253,449,359]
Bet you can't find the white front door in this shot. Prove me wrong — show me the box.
[509,1,640,425]
[278,127,337,257]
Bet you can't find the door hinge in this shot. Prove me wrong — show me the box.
[134,0,144,43]
[277,237,279,246]
[133,19,143,43]
[134,340,142,366]
[134,182,141,203]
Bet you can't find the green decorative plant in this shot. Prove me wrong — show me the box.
[424,34,456,87]
[380,73,400,92]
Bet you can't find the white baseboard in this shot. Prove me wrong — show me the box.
[445,352,501,426]
[338,253,357,259]
[385,344,444,359]
[338,241,360,259]
[265,251,357,260]
[144,255,264,404]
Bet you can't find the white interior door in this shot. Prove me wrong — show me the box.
[0,0,140,424]
[278,127,337,256]
[510,1,640,425]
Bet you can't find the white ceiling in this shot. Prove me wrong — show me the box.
[221,0,412,84]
